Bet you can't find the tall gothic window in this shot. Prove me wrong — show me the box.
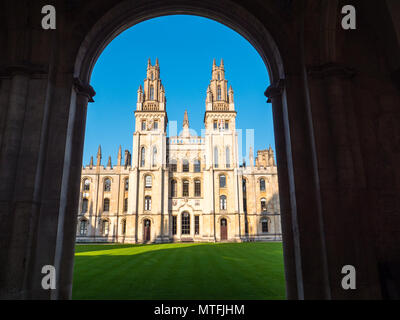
[182,180,189,197]
[170,180,177,197]
[82,198,88,213]
[79,219,88,236]
[145,175,152,188]
[141,121,146,130]
[194,159,201,172]
[194,180,201,197]
[153,120,158,130]
[181,212,190,235]
[152,146,157,167]
[83,179,90,191]
[217,85,221,100]
[219,175,226,188]
[121,219,126,235]
[226,147,230,168]
[144,196,151,211]
[103,198,110,212]
[140,147,145,167]
[195,215,200,235]
[172,216,177,235]
[220,195,227,210]
[123,198,128,212]
[262,218,269,233]
[150,86,154,100]
[182,159,189,172]
[214,147,219,168]
[124,178,129,191]
[260,178,266,191]
[104,178,111,191]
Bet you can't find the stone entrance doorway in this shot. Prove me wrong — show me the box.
[220,219,227,241]
[143,220,151,242]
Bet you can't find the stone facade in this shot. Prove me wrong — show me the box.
[76,59,281,243]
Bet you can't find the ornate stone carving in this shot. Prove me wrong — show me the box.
[73,77,96,102]
[264,79,284,103]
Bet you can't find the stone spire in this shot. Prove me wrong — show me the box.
[183,110,189,129]
[96,145,102,166]
[220,58,224,69]
[155,57,159,66]
[117,145,122,166]
[228,85,234,103]
[107,156,112,168]
[89,156,93,169]
[182,110,190,137]
[212,58,216,70]
[268,145,276,166]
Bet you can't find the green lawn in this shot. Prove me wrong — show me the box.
[72,242,285,300]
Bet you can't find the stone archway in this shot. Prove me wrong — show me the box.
[1,0,399,300]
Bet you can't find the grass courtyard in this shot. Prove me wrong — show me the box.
[72,242,285,300]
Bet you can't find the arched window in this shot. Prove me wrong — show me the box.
[194,159,201,172]
[103,198,110,212]
[194,180,201,197]
[217,85,221,100]
[151,72,154,80]
[242,179,246,193]
[79,219,88,236]
[145,175,152,188]
[82,198,88,213]
[226,147,230,168]
[182,159,189,172]
[121,219,126,235]
[144,196,151,211]
[124,178,129,191]
[182,180,189,197]
[153,120,158,130]
[170,180,177,197]
[181,212,190,235]
[261,218,269,233]
[220,195,227,210]
[219,175,226,188]
[214,147,219,168]
[104,178,111,192]
[141,121,146,130]
[150,85,154,100]
[152,146,157,167]
[140,147,145,167]
[261,198,267,211]
[260,178,266,191]
[102,220,109,236]
[123,198,128,212]
[83,179,90,191]
[170,159,177,172]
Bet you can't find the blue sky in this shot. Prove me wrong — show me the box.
[83,15,275,166]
